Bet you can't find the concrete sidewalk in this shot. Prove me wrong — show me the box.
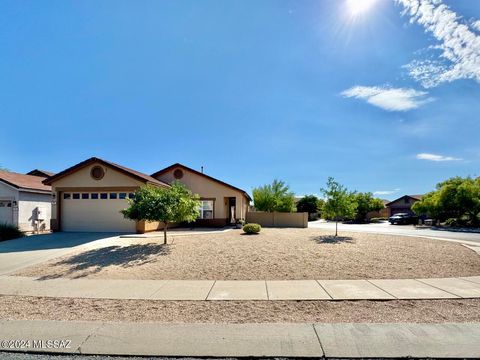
[0,320,479,358]
[1,275,480,300]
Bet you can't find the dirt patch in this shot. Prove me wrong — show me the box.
[1,295,479,323]
[15,228,480,280]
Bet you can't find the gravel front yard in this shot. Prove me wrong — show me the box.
[16,228,480,280]
[1,296,480,323]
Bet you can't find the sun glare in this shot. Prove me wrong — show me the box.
[346,0,377,17]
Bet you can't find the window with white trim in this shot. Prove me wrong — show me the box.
[198,200,214,219]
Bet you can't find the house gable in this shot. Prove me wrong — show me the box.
[386,195,422,208]
[48,161,147,189]
[152,163,251,201]
[44,157,168,189]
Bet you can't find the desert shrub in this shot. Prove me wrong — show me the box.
[444,218,468,227]
[243,223,261,234]
[0,223,24,241]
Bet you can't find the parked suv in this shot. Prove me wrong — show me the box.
[389,213,418,225]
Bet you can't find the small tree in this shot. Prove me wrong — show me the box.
[253,179,296,212]
[321,177,356,236]
[353,192,385,222]
[122,182,200,244]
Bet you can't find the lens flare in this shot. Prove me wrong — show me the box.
[346,0,377,17]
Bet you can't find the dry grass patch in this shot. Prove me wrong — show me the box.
[16,228,480,280]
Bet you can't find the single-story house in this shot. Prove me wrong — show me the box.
[0,170,53,232]
[385,195,423,216]
[44,157,251,233]
[152,163,251,227]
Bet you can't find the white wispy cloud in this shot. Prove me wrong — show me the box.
[416,153,462,161]
[473,20,480,32]
[374,189,400,196]
[398,0,480,88]
[341,85,434,111]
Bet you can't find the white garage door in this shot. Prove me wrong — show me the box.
[0,201,13,225]
[61,191,136,232]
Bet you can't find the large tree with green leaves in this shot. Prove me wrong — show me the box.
[122,182,200,244]
[253,179,296,212]
[321,177,356,236]
[352,192,385,222]
[412,176,480,225]
[296,195,323,220]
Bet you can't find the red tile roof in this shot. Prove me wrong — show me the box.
[0,170,52,192]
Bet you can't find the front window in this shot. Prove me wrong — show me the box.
[198,200,214,219]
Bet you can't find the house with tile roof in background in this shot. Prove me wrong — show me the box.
[0,170,54,232]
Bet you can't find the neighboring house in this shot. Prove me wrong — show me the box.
[152,163,251,227]
[44,157,251,233]
[385,195,423,216]
[0,170,53,232]
[26,169,55,178]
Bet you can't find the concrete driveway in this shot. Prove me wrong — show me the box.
[0,232,123,275]
[309,220,480,245]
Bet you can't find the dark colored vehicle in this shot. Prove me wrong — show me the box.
[389,213,418,225]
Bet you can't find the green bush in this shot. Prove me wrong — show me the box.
[0,223,24,241]
[243,223,261,234]
[444,218,468,227]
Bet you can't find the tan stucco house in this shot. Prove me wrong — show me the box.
[0,170,53,232]
[44,157,251,233]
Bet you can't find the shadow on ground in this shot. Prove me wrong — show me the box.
[37,244,170,280]
[311,235,354,244]
[0,232,124,253]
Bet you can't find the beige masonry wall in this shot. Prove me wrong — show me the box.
[136,220,179,233]
[246,211,308,228]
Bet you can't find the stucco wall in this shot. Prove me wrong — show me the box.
[52,163,145,189]
[18,191,52,232]
[246,211,308,228]
[0,181,18,200]
[155,168,249,220]
[136,220,179,233]
[0,181,18,226]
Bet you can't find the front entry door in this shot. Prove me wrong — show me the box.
[228,197,236,224]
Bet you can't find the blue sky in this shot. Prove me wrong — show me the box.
[1,0,479,199]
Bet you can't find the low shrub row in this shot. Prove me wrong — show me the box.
[0,223,24,242]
